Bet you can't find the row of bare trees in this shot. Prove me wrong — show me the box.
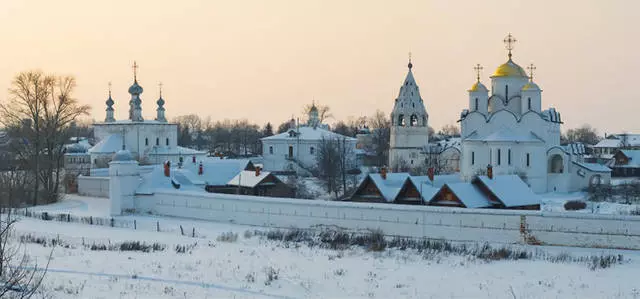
[0,71,90,206]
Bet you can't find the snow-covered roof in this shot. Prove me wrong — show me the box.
[408,174,462,202]
[475,175,541,207]
[444,182,492,208]
[573,161,611,173]
[261,126,356,142]
[136,165,203,194]
[429,137,461,151]
[88,134,122,154]
[227,170,275,188]
[619,150,640,167]
[594,139,621,148]
[564,143,586,155]
[149,146,205,156]
[368,173,410,202]
[594,134,640,148]
[65,140,92,153]
[464,128,543,143]
[95,119,174,125]
[181,158,254,186]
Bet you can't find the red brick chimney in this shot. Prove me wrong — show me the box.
[487,164,493,179]
[427,167,434,182]
[380,167,387,180]
[255,166,261,177]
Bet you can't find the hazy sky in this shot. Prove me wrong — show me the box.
[1,0,639,134]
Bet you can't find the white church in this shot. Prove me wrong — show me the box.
[89,63,206,167]
[389,35,611,193]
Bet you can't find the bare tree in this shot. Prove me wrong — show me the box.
[438,124,460,137]
[564,124,601,145]
[0,71,90,205]
[367,110,390,167]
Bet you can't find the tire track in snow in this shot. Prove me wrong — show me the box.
[19,266,298,299]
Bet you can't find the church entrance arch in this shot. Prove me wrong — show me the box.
[548,154,564,173]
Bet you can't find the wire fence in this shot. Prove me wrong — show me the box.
[5,208,203,239]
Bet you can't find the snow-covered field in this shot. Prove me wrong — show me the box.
[7,195,639,298]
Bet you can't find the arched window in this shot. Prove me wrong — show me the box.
[166,138,169,146]
[497,149,501,165]
[412,103,415,108]
[508,149,512,165]
[474,98,479,111]
[548,154,564,173]
[526,153,530,167]
[471,151,475,165]
[528,97,532,110]
[156,138,159,146]
[398,114,405,126]
[145,138,149,146]
[505,85,509,100]
[410,114,418,126]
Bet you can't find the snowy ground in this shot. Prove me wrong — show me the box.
[6,195,639,298]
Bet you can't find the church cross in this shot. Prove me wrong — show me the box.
[108,81,112,97]
[408,52,413,69]
[473,64,483,82]
[527,63,536,81]
[503,33,517,59]
[159,82,163,97]
[132,61,139,82]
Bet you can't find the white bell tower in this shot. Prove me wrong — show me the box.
[389,56,429,172]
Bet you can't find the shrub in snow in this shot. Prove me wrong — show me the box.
[243,230,254,239]
[564,200,587,211]
[264,266,279,286]
[245,272,256,283]
[216,231,238,243]
[631,207,640,216]
[334,268,346,276]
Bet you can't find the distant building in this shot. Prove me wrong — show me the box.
[593,134,640,161]
[610,150,640,177]
[260,105,357,174]
[89,63,206,168]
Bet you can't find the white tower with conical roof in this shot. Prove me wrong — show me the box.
[389,57,429,171]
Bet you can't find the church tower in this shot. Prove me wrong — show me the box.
[105,83,115,122]
[389,57,429,171]
[128,61,144,122]
[155,83,167,122]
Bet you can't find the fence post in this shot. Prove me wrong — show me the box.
[156,221,160,232]
[110,218,114,227]
[67,214,71,222]
[90,216,93,225]
[192,227,195,238]
[134,220,137,230]
[180,225,184,236]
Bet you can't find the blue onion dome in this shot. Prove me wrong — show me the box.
[106,96,114,107]
[112,149,133,161]
[128,81,143,95]
[157,96,165,107]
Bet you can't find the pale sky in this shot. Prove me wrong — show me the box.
[1,0,639,134]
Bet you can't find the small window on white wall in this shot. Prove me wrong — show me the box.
[310,146,315,155]
[528,97,532,110]
[508,149,512,165]
[526,153,531,167]
[471,151,475,165]
[269,146,273,154]
[166,138,169,146]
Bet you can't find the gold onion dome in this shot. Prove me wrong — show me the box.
[492,59,528,77]
[522,81,541,91]
[469,81,488,92]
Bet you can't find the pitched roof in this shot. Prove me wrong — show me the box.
[227,170,276,188]
[444,182,493,208]
[619,150,640,167]
[475,175,541,207]
[88,134,122,154]
[181,158,254,186]
[261,126,356,142]
[367,173,410,202]
[573,161,611,172]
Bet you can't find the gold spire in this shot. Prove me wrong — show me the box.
[503,33,517,60]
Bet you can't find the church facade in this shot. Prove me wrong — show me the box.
[459,35,610,193]
[89,63,205,167]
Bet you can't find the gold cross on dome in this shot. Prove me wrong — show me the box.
[132,61,139,81]
[503,33,517,58]
[527,63,536,81]
[473,64,483,82]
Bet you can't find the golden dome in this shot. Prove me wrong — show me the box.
[522,81,540,91]
[469,81,488,92]
[492,59,528,77]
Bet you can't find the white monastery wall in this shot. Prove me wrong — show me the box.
[126,190,640,250]
[77,176,110,198]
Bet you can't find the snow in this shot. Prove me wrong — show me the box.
[572,161,611,172]
[476,175,541,207]
[261,127,356,142]
[88,134,123,154]
[228,170,271,188]
[10,195,640,298]
[620,150,640,166]
[466,128,543,143]
[368,173,409,202]
[446,182,492,208]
